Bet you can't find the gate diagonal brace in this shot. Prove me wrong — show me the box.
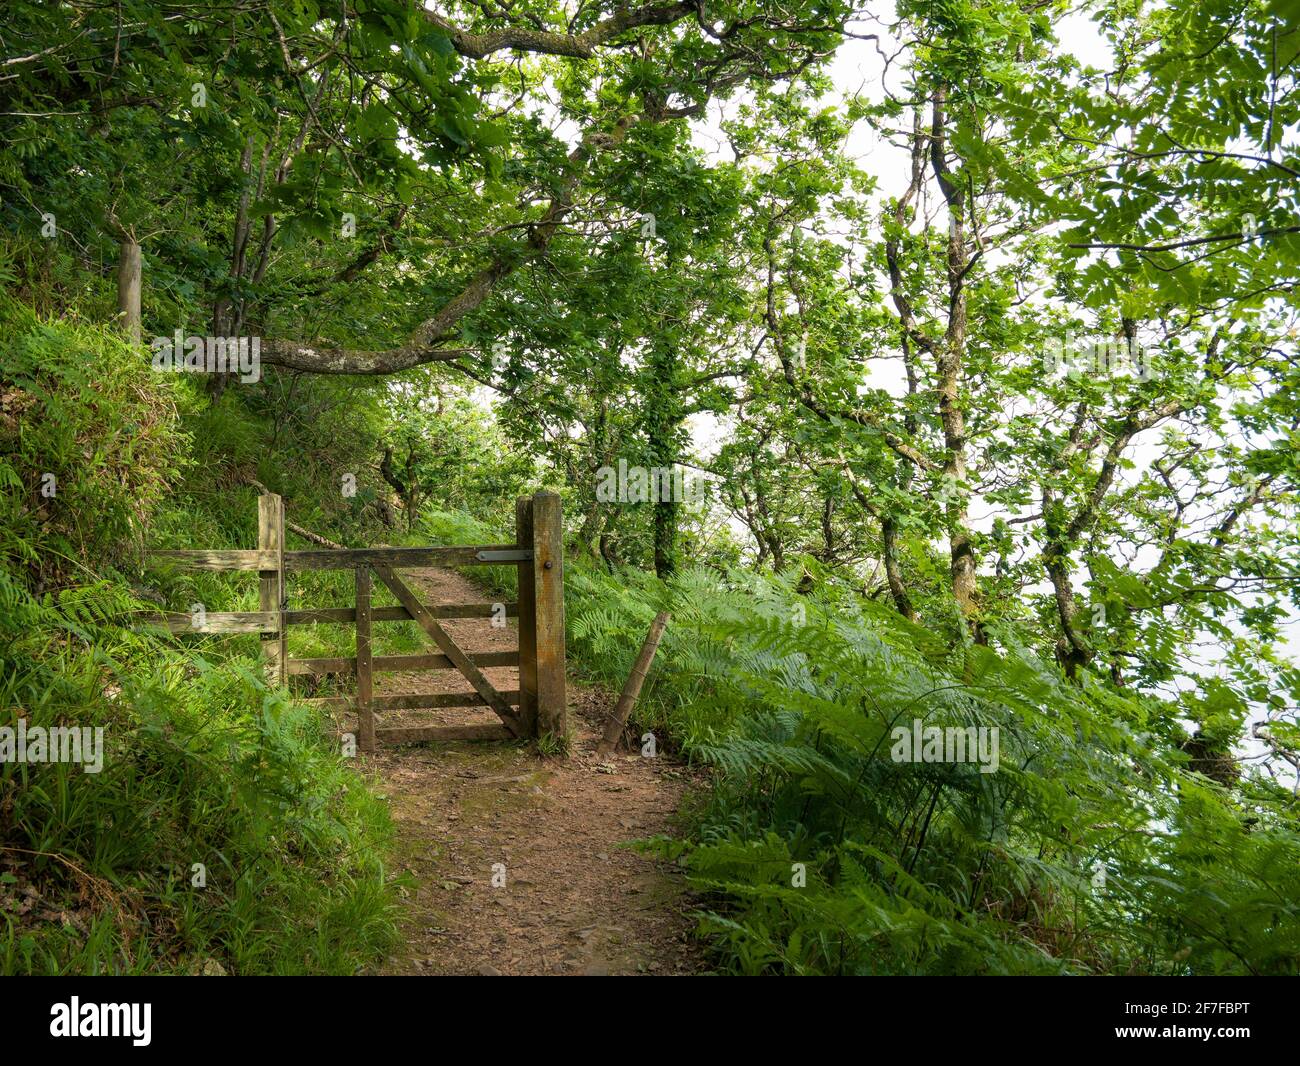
[369,563,523,736]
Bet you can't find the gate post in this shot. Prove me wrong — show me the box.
[257,493,286,687]
[515,496,538,738]
[530,491,566,739]
[355,564,375,753]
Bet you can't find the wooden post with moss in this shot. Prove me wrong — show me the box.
[596,611,670,756]
[257,493,286,687]
[354,563,374,753]
[515,496,538,738]
[530,491,566,740]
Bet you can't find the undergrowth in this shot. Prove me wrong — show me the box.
[0,297,401,974]
[564,559,1300,975]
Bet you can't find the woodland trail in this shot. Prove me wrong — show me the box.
[350,566,707,976]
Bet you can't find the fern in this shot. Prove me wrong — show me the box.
[566,559,1300,975]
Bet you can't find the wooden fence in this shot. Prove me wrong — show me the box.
[149,491,566,750]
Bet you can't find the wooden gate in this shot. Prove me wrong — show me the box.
[150,491,566,751]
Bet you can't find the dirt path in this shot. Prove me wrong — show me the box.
[351,567,706,976]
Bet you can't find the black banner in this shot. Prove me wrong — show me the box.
[0,977,1290,1052]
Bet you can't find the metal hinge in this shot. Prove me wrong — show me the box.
[475,549,534,563]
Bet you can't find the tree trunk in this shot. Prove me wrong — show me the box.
[930,86,983,639]
[652,496,678,578]
[645,340,681,578]
[115,236,142,345]
[881,515,917,622]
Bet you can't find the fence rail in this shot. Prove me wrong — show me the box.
[154,602,521,634]
[150,545,532,571]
